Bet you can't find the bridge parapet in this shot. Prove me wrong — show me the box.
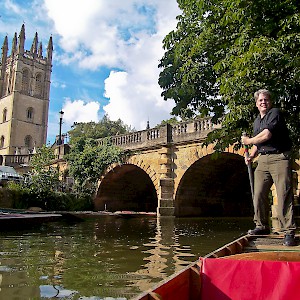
[171,118,220,144]
[172,118,213,135]
[98,124,171,150]
[1,154,33,173]
[2,154,33,167]
[99,117,219,150]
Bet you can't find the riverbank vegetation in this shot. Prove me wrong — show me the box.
[6,115,131,211]
[6,145,92,211]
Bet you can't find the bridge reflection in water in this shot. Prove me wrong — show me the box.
[130,216,252,294]
[0,215,252,299]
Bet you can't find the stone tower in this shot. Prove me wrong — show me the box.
[0,24,53,155]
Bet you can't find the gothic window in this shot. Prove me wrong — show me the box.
[2,108,7,122]
[35,73,42,96]
[22,68,30,94]
[0,136,4,148]
[24,135,33,149]
[27,107,34,121]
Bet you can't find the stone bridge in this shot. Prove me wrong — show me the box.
[94,118,256,217]
[3,118,299,217]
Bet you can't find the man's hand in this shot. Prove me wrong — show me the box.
[241,135,258,165]
[244,155,253,165]
[241,135,251,145]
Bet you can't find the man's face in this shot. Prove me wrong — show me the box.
[256,93,272,116]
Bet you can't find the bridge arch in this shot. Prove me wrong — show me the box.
[94,163,158,212]
[174,153,253,217]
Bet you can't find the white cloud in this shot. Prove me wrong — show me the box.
[103,27,174,130]
[62,99,100,126]
[0,0,182,144]
[102,1,179,129]
[45,0,180,131]
[47,0,180,71]
[103,61,175,130]
[44,0,122,66]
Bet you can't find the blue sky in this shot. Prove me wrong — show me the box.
[0,0,180,144]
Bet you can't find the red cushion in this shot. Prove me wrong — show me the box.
[200,257,300,300]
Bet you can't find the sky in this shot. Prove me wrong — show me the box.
[0,0,181,144]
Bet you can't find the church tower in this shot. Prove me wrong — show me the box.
[0,24,53,155]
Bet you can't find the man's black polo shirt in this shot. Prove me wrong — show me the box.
[253,107,292,154]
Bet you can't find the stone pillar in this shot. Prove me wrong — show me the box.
[157,147,175,216]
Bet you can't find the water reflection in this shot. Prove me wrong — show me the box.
[0,216,252,299]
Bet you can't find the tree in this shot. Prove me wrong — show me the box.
[159,0,300,151]
[26,145,60,196]
[157,117,181,127]
[68,114,133,145]
[66,115,131,193]
[66,138,128,193]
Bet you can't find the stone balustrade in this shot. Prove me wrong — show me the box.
[1,154,33,172]
[99,117,219,150]
[2,154,33,166]
[100,125,170,150]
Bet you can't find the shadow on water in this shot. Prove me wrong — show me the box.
[0,215,253,299]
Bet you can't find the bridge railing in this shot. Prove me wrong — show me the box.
[99,117,220,150]
[98,124,171,150]
[1,154,34,171]
[171,117,220,144]
[2,154,33,166]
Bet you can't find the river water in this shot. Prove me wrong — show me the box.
[0,215,253,299]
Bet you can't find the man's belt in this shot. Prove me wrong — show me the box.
[260,150,282,155]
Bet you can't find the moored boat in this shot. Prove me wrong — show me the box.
[114,210,156,218]
[134,234,300,300]
[0,211,62,229]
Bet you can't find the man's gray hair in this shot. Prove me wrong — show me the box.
[254,89,271,101]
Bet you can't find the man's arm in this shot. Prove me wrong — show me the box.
[241,128,271,165]
[241,128,272,145]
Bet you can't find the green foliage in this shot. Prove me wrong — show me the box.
[66,137,128,193]
[7,184,92,211]
[159,0,300,151]
[7,145,66,209]
[25,145,60,199]
[66,115,131,193]
[7,115,133,211]
[68,114,133,145]
[7,146,93,211]
[157,117,181,126]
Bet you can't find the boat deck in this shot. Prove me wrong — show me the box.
[246,234,300,252]
[205,233,300,258]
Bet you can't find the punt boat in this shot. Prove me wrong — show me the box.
[134,234,300,300]
[114,211,156,218]
[0,211,62,229]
